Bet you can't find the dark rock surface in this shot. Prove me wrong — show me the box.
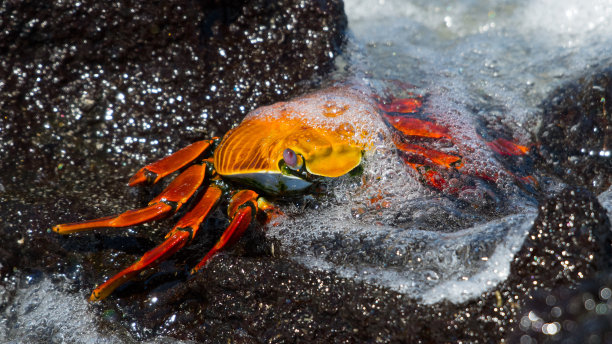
[77,186,610,342]
[538,68,612,194]
[1,0,611,343]
[511,274,612,343]
[0,0,346,276]
[506,187,612,341]
[509,188,612,291]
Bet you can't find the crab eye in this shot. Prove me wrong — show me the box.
[283,148,298,168]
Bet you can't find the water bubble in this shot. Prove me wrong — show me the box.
[600,287,612,300]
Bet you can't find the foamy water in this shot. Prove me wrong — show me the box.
[267,0,612,304]
[266,139,538,303]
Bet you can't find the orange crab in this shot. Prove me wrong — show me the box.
[53,82,531,301]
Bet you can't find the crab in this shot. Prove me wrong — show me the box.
[53,82,532,301]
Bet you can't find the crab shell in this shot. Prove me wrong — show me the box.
[214,85,387,195]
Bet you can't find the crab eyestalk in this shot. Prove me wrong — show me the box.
[283,148,304,171]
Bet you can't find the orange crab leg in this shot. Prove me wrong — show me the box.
[377,97,422,114]
[89,228,191,301]
[191,190,259,274]
[405,162,448,191]
[486,138,529,156]
[129,139,216,186]
[383,113,450,139]
[53,164,206,234]
[170,183,223,237]
[89,184,224,301]
[396,142,462,169]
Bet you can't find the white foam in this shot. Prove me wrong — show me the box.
[0,274,196,343]
[0,275,123,343]
[519,0,612,48]
[269,204,536,303]
[420,213,536,304]
[344,0,612,130]
[265,0,612,305]
[266,140,538,303]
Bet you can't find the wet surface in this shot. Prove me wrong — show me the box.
[0,0,346,272]
[1,0,612,343]
[538,68,612,194]
[511,274,612,343]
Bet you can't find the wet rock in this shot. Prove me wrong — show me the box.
[0,0,346,275]
[511,275,612,344]
[505,187,612,341]
[0,0,347,340]
[509,187,612,290]
[538,68,612,194]
[116,255,416,343]
[0,0,347,184]
[83,187,609,343]
[403,187,612,343]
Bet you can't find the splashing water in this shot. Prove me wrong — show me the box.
[267,0,612,303]
[267,133,538,303]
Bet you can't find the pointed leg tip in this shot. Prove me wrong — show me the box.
[190,261,207,275]
[129,168,159,186]
[51,221,99,234]
[128,171,147,186]
[89,291,103,302]
[89,285,113,301]
[52,224,70,234]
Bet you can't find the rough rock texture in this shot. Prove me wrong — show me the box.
[113,187,609,343]
[0,0,346,276]
[505,187,612,341]
[1,0,612,343]
[0,0,348,341]
[509,188,612,290]
[511,274,612,343]
[538,68,612,194]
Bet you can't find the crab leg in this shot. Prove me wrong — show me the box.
[191,190,259,274]
[89,184,224,301]
[395,142,462,169]
[129,139,216,186]
[383,113,450,139]
[405,162,448,191]
[486,138,529,156]
[377,97,422,114]
[53,164,206,234]
[89,228,191,301]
